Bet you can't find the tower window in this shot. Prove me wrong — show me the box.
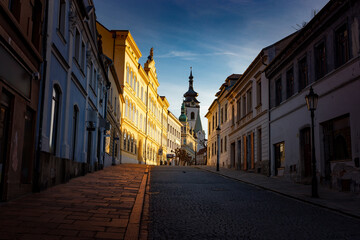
[191,112,195,120]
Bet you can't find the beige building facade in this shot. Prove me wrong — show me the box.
[97,22,169,165]
[166,111,182,165]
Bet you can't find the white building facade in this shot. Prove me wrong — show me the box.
[266,0,360,191]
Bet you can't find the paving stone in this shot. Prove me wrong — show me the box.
[0,164,148,240]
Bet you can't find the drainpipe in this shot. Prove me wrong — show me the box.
[262,51,272,177]
[102,60,110,167]
[34,0,50,192]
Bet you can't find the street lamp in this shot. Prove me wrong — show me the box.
[216,126,221,171]
[305,86,319,198]
[194,134,197,166]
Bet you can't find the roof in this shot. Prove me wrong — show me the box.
[194,113,203,132]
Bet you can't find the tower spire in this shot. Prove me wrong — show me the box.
[183,67,199,104]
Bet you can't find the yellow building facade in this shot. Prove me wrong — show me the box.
[97,22,168,165]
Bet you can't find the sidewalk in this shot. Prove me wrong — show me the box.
[196,165,360,219]
[0,164,148,240]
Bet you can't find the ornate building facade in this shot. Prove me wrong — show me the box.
[97,23,169,165]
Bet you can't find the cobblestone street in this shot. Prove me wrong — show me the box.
[0,164,148,240]
[149,166,360,240]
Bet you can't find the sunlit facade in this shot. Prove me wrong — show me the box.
[97,23,169,165]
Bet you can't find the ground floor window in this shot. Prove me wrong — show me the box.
[274,141,285,175]
[321,114,352,180]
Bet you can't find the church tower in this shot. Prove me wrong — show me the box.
[182,68,205,150]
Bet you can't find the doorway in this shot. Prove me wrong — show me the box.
[300,127,311,178]
[0,91,12,200]
[230,142,235,168]
[237,140,241,170]
[274,142,285,176]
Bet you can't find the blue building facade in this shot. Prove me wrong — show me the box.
[36,0,109,190]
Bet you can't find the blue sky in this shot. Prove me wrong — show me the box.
[93,0,329,136]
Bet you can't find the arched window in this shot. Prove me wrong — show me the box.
[131,136,134,153]
[191,112,195,120]
[123,132,127,150]
[72,105,79,161]
[127,135,130,151]
[126,66,129,83]
[50,85,61,155]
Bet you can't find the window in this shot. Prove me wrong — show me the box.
[221,138,223,153]
[274,142,285,172]
[224,104,228,122]
[225,136,227,152]
[286,67,294,99]
[140,115,143,131]
[298,56,308,91]
[256,81,261,106]
[221,108,223,124]
[81,42,85,69]
[315,42,326,80]
[123,132,127,150]
[275,78,282,106]
[131,136,133,152]
[130,72,133,88]
[212,115,214,130]
[127,135,130,151]
[9,0,21,21]
[141,87,143,101]
[74,29,80,62]
[126,67,130,83]
[335,23,349,68]
[137,81,139,97]
[93,68,97,90]
[31,0,42,49]
[49,85,61,155]
[89,62,93,87]
[232,105,235,125]
[215,112,217,127]
[242,96,246,117]
[237,100,241,121]
[247,89,252,113]
[208,121,211,135]
[114,97,117,116]
[58,0,66,35]
[191,112,195,120]
[72,106,79,161]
